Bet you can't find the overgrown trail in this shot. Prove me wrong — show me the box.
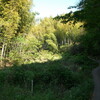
[92,59,100,100]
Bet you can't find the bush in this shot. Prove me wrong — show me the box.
[63,80,93,100]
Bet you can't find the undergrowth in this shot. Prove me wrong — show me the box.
[0,53,97,100]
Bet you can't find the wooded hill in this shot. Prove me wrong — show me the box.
[0,0,100,99]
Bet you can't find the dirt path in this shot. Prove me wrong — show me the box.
[92,59,100,100]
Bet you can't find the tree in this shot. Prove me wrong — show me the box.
[0,0,35,67]
[55,0,100,56]
[77,0,100,55]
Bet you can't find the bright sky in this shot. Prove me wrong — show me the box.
[32,0,81,18]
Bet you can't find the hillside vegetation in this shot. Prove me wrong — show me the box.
[0,53,98,100]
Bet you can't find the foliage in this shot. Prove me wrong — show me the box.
[62,80,93,100]
[78,0,100,56]
[0,52,97,100]
[0,0,99,100]
[0,0,35,67]
[56,0,100,56]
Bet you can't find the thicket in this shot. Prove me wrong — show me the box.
[0,53,97,100]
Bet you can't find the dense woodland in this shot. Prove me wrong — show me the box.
[0,0,100,100]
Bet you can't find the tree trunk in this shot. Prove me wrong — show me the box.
[1,44,5,67]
